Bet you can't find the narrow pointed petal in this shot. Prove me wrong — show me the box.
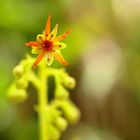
[45,53,54,66]
[32,51,45,69]
[53,51,69,66]
[37,34,45,43]
[49,24,58,41]
[54,42,67,50]
[54,30,71,42]
[45,15,51,36]
[25,41,39,47]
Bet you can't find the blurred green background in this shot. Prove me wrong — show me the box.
[1,0,140,140]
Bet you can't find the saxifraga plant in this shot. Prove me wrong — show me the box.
[8,15,80,140]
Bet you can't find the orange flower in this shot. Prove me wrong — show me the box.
[25,15,71,69]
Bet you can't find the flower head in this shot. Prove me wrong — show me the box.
[25,15,71,69]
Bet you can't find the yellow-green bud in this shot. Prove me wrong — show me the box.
[13,65,24,78]
[55,117,67,131]
[60,100,80,124]
[48,125,60,140]
[55,85,69,99]
[8,86,28,103]
[62,76,76,89]
[16,78,28,89]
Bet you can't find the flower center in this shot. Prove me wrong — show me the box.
[42,40,53,51]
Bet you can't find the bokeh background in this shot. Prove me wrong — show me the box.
[1,0,140,140]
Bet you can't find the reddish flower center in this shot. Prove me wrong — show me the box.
[42,40,53,51]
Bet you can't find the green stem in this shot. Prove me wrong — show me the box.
[38,65,48,140]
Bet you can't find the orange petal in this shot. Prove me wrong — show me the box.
[45,15,51,36]
[53,51,69,66]
[25,41,39,47]
[32,51,45,69]
[54,30,71,42]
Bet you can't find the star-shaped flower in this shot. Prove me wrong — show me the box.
[25,15,71,69]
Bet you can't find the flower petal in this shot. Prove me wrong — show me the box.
[48,24,58,41]
[54,30,71,42]
[53,42,67,50]
[45,15,51,36]
[37,34,45,43]
[45,53,54,66]
[25,41,39,47]
[32,51,45,69]
[53,51,68,66]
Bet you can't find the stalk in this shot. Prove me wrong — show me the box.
[38,65,48,140]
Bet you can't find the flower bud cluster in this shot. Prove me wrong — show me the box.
[7,56,80,140]
[44,69,80,140]
[54,69,76,99]
[8,55,34,103]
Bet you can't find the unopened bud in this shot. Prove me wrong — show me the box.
[8,85,28,103]
[55,117,67,131]
[16,78,28,89]
[55,85,69,99]
[62,76,76,89]
[48,125,60,140]
[60,100,80,124]
[13,65,24,78]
